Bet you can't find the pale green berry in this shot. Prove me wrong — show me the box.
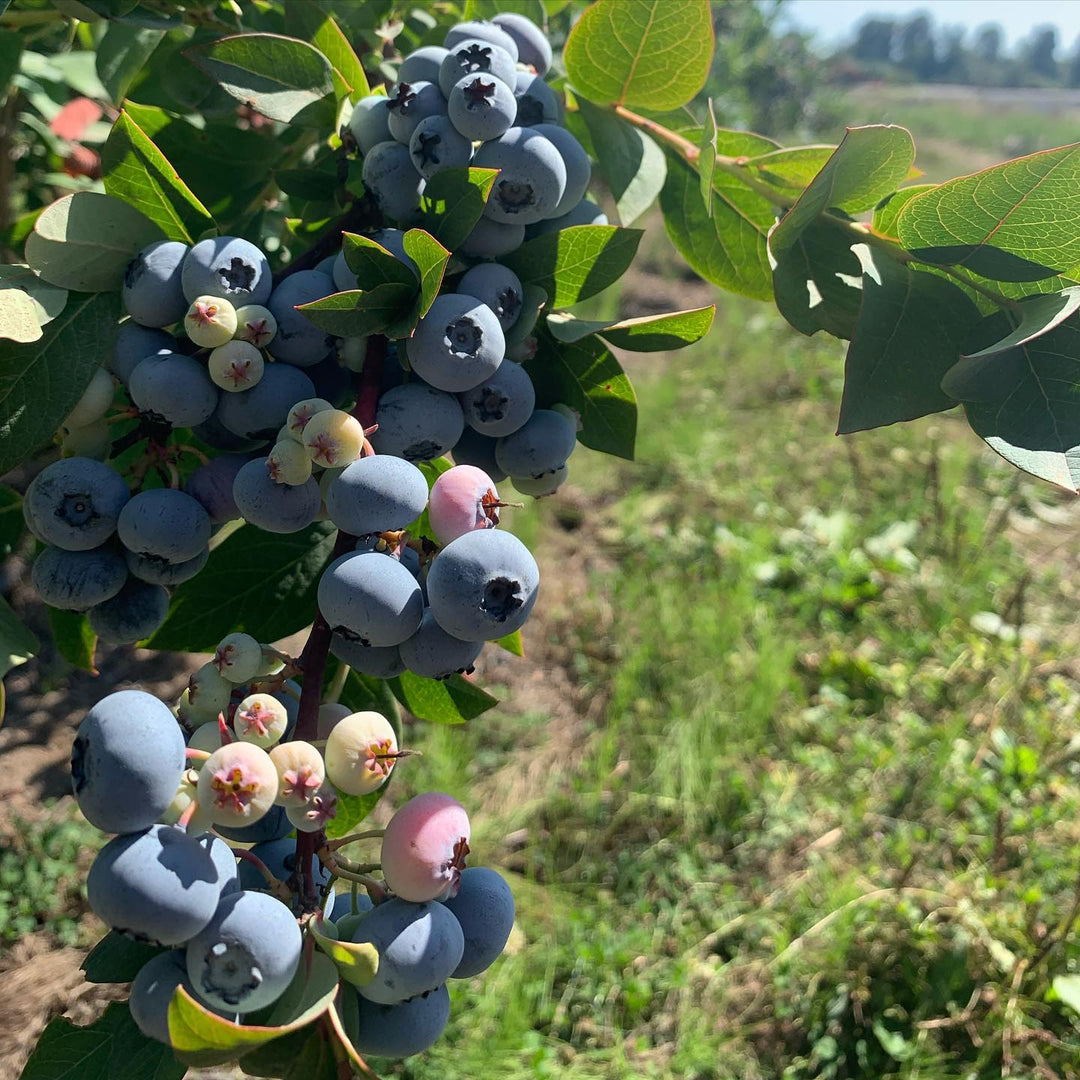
[286,397,334,441]
[303,409,365,468]
[197,742,278,827]
[234,693,289,748]
[209,340,264,392]
[269,740,326,807]
[324,711,398,796]
[266,439,313,486]
[233,304,277,348]
[213,632,263,682]
[185,295,238,347]
[64,367,114,428]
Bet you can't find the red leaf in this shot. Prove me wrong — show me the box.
[50,97,104,141]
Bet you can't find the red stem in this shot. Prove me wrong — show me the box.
[352,335,387,429]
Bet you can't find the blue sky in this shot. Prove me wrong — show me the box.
[780,0,1080,49]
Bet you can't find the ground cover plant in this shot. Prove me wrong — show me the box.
[6,1,1080,1078]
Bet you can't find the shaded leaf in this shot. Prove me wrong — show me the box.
[342,233,417,290]
[744,144,836,195]
[0,30,22,93]
[420,167,498,252]
[82,932,164,984]
[899,243,1060,283]
[310,921,379,987]
[388,671,498,725]
[0,594,37,680]
[0,266,67,344]
[283,3,368,102]
[965,288,1080,359]
[0,485,22,557]
[464,0,546,19]
[47,607,98,674]
[872,184,936,240]
[546,305,714,351]
[299,282,416,338]
[403,229,451,321]
[95,23,164,104]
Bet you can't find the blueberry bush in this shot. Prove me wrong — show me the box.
[3,0,1080,1077]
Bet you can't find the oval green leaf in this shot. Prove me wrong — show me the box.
[310,920,379,987]
[388,671,498,725]
[547,305,714,351]
[564,0,714,111]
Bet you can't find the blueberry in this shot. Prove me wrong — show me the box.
[451,427,507,482]
[191,409,269,453]
[438,36,517,99]
[237,836,331,893]
[128,352,219,429]
[330,633,407,679]
[327,889,374,923]
[124,545,208,586]
[331,250,356,292]
[405,293,505,392]
[32,544,127,610]
[495,408,577,477]
[266,269,336,367]
[118,488,212,564]
[513,71,561,126]
[351,984,451,1058]
[319,551,424,647]
[201,834,241,896]
[181,236,272,306]
[444,20,519,62]
[25,457,130,552]
[370,228,420,276]
[88,824,222,945]
[123,240,189,328]
[447,73,516,142]
[459,217,525,259]
[186,890,302,1014]
[427,528,539,641]
[214,804,292,844]
[458,359,535,437]
[399,609,484,680]
[409,113,473,180]
[232,458,321,534]
[185,453,249,524]
[87,578,170,644]
[350,898,464,1004]
[325,455,429,537]
[64,368,115,430]
[130,950,234,1044]
[109,322,175,385]
[511,465,567,497]
[399,45,450,86]
[527,198,609,236]
[216,363,316,440]
[372,382,464,462]
[492,12,551,75]
[457,263,524,332]
[306,353,353,407]
[362,141,424,225]
[474,127,567,224]
[71,688,185,833]
[441,865,515,977]
[386,80,448,146]
[349,95,393,155]
[531,124,591,216]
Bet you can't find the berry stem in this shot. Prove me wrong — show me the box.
[323,829,385,852]
[233,846,280,888]
[352,335,387,430]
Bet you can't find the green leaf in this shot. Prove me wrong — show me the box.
[527,330,637,458]
[769,218,862,339]
[464,0,546,20]
[963,288,1080,359]
[403,229,451,321]
[1052,974,1080,1015]
[342,232,417,290]
[310,921,378,987]
[959,317,1080,492]
[230,1022,338,1080]
[145,522,336,652]
[0,594,37,680]
[504,283,547,348]
[0,286,42,344]
[25,192,164,292]
[0,291,119,475]
[576,98,666,226]
[283,3,368,102]
[388,671,498,725]
[501,225,643,308]
[0,30,22,94]
[896,143,1080,281]
[81,931,164,984]
[660,139,775,301]
[420,166,499,252]
[770,125,915,258]
[564,0,714,111]
[872,184,936,241]
[102,110,215,245]
[20,1001,185,1080]
[185,33,335,125]
[298,282,416,337]
[0,266,67,344]
[95,22,164,104]
[47,607,98,673]
[837,245,982,434]
[495,628,524,656]
[546,305,714,351]
[274,167,339,203]
[744,145,837,196]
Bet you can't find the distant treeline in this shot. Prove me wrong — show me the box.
[834,13,1078,88]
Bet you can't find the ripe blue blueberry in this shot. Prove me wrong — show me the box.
[459,217,525,259]
[130,950,234,1044]
[330,633,407,679]
[441,865,515,977]
[318,551,424,647]
[31,544,127,610]
[266,269,336,367]
[399,45,449,86]
[513,71,561,126]
[350,898,464,1004]
[328,889,374,923]
[123,240,189,328]
[331,250,356,292]
[128,352,219,428]
[458,359,536,437]
[214,804,292,845]
[186,890,302,1013]
[386,80,448,146]
[531,124,591,216]
[117,488,211,565]
[512,465,567,497]
[202,834,241,896]
[216,362,316,440]
[181,236,272,306]
[26,457,130,552]
[457,263,524,331]
[237,836,331,892]
[474,127,567,224]
[87,578,169,644]
[439,36,517,99]
[109,322,175,385]
[325,455,429,537]
[444,20,519,62]
[372,382,465,462]
[124,546,208,587]
[88,824,222,945]
[447,73,516,142]
[427,527,539,641]
[232,458,321,534]
[349,95,393,155]
[351,983,451,1058]
[71,688,185,833]
[492,12,551,75]
[362,141,424,224]
[452,427,507,482]
[192,409,268,454]
[405,293,505,393]
[399,609,484,680]
[185,453,249,524]
[495,408,577,478]
[409,113,473,180]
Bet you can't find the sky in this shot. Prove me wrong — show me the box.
[780,0,1080,49]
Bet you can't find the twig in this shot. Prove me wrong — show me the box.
[272,198,379,286]
[352,335,388,429]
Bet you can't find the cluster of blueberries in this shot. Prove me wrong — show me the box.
[74,670,514,1058]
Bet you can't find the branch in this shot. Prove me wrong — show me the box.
[273,196,380,286]
[352,335,388,429]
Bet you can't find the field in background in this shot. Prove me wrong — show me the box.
[8,86,1080,1080]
